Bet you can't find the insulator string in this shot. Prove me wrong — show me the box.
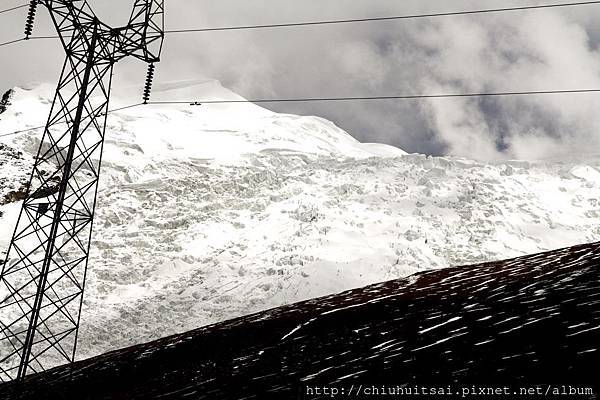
[142,63,155,104]
[24,0,38,39]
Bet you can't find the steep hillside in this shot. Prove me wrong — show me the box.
[1,242,598,399]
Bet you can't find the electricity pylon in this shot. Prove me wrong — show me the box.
[0,0,164,382]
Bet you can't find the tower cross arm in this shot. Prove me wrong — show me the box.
[110,0,165,63]
[40,0,112,50]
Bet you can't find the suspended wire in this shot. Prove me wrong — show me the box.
[1,4,600,133]
[3,87,600,137]
[0,3,27,15]
[27,35,56,40]
[105,103,145,113]
[0,38,24,47]
[165,1,600,33]
[0,124,45,137]
[0,103,144,138]
[146,88,600,105]
[21,0,600,40]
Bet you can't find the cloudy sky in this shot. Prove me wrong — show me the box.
[1,0,600,160]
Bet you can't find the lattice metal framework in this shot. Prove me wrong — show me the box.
[0,0,164,382]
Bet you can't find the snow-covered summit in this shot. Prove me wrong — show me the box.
[1,82,599,361]
[2,82,406,166]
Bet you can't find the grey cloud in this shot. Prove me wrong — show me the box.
[2,0,600,160]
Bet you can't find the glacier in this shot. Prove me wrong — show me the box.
[1,81,599,361]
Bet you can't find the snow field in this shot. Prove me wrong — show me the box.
[1,83,599,360]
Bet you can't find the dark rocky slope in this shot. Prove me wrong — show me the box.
[1,242,599,399]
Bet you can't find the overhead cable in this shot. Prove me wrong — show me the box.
[21,0,600,40]
[0,4,27,15]
[0,103,144,138]
[146,88,600,105]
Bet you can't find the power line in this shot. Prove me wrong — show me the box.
[0,3,27,15]
[21,0,600,40]
[104,103,145,113]
[3,87,600,137]
[27,35,57,40]
[146,88,600,105]
[0,38,24,47]
[165,1,600,33]
[0,124,44,137]
[0,103,144,138]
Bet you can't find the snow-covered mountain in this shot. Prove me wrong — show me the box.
[1,82,599,361]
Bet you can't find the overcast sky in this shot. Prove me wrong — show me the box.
[2,0,600,160]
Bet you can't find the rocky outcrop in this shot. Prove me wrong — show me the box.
[0,143,30,206]
[0,89,13,115]
[0,143,61,206]
[1,186,28,205]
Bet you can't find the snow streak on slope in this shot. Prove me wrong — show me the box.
[0,82,599,361]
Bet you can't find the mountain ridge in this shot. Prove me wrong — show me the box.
[0,82,599,366]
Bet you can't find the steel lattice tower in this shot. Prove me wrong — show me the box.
[0,0,164,382]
